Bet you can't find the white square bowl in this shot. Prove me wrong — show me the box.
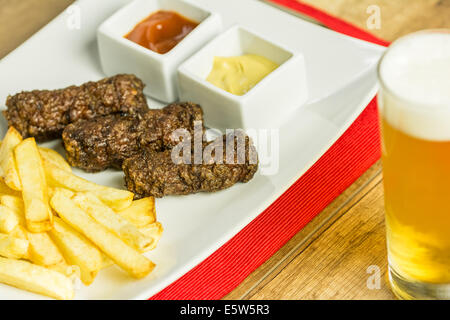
[177,25,308,130]
[97,0,222,103]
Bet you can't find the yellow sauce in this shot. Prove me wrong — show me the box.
[206,54,279,96]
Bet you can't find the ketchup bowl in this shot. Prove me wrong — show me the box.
[97,0,222,103]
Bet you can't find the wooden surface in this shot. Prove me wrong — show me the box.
[0,0,74,58]
[0,0,448,300]
[300,0,450,42]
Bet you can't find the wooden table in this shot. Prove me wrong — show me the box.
[1,0,449,300]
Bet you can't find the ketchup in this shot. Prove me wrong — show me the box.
[125,10,198,54]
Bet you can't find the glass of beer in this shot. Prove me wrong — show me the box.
[378,30,450,299]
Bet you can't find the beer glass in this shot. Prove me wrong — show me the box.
[378,30,450,300]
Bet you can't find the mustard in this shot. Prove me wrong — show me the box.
[206,54,279,96]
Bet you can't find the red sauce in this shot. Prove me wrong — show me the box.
[125,10,199,54]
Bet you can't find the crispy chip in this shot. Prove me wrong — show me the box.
[15,138,53,232]
[0,257,73,300]
[51,191,155,279]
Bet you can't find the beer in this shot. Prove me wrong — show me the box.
[378,30,450,299]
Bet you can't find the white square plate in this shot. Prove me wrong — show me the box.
[0,0,384,299]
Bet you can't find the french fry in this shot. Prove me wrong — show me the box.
[0,195,24,215]
[49,217,103,285]
[138,222,164,252]
[47,187,74,200]
[0,130,164,299]
[100,254,114,270]
[0,198,29,241]
[73,192,152,252]
[26,232,69,275]
[0,204,20,234]
[0,256,74,300]
[15,138,53,233]
[45,164,133,211]
[0,205,64,269]
[51,191,155,279]
[39,147,71,173]
[0,233,29,259]
[117,197,156,228]
[9,225,28,240]
[0,127,22,191]
[0,178,21,197]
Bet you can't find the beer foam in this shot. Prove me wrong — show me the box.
[379,32,450,141]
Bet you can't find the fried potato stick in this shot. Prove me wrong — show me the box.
[0,233,29,259]
[0,127,22,191]
[0,179,21,197]
[117,197,156,228]
[0,195,24,214]
[49,217,102,285]
[45,164,133,211]
[15,138,53,232]
[51,191,155,278]
[0,204,20,234]
[39,147,71,173]
[73,192,152,252]
[0,256,74,300]
[26,232,70,275]
[138,222,164,252]
[0,198,28,240]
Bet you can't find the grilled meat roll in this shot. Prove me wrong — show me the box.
[123,131,258,198]
[3,74,149,141]
[62,102,204,172]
